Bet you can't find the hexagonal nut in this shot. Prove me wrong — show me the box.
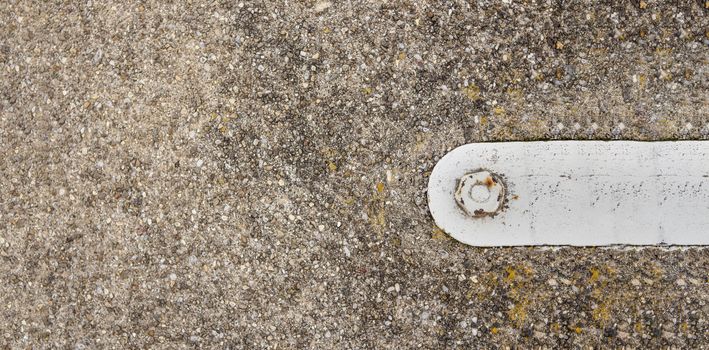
[454,170,506,217]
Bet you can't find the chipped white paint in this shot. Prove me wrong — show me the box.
[428,141,709,246]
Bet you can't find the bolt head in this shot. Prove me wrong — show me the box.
[454,170,506,217]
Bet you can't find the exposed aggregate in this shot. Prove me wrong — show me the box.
[0,0,708,348]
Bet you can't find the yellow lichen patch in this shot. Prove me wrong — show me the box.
[395,52,406,65]
[589,267,601,283]
[508,298,530,326]
[550,322,561,333]
[684,69,693,80]
[592,302,610,323]
[555,67,564,80]
[368,181,387,233]
[412,132,432,154]
[502,265,536,327]
[634,322,644,333]
[479,116,488,126]
[574,326,582,334]
[639,0,647,9]
[490,327,499,334]
[657,118,678,135]
[650,264,665,278]
[587,265,623,326]
[321,148,341,174]
[431,226,448,240]
[505,266,517,283]
[327,162,338,172]
[655,47,673,56]
[506,88,522,101]
[493,106,505,116]
[373,209,385,227]
[523,118,548,138]
[589,47,608,57]
[367,202,386,230]
[362,87,372,95]
[520,265,535,276]
[322,27,331,33]
[462,84,481,101]
[321,147,338,158]
[638,74,647,89]
[511,69,526,83]
[469,272,499,301]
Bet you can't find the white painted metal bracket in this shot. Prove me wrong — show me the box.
[428,141,709,246]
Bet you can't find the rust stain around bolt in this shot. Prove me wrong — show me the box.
[454,170,507,218]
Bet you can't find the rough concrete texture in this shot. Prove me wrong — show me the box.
[1,0,708,348]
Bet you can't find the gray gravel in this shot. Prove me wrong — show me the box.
[1,0,708,348]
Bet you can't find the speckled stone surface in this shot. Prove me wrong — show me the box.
[1,1,708,348]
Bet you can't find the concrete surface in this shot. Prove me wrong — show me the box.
[1,0,708,348]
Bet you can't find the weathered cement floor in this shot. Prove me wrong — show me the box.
[1,1,707,348]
